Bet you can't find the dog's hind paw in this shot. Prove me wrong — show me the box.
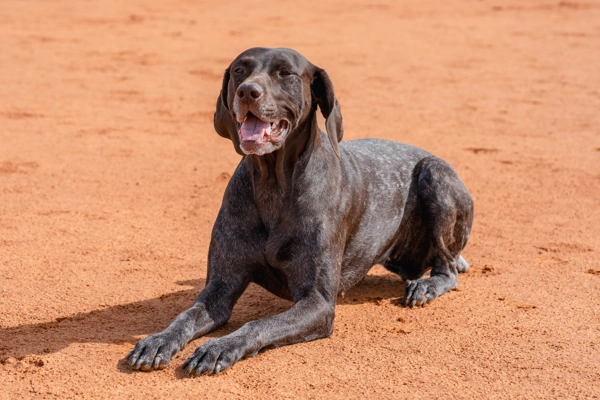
[403,279,439,308]
[127,333,181,372]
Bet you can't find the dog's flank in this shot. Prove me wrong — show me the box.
[127,47,474,375]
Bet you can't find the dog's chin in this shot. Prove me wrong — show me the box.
[239,130,289,155]
[239,140,282,156]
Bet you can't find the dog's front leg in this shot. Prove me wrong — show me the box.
[183,292,335,375]
[127,277,248,371]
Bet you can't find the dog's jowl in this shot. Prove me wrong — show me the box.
[127,47,474,375]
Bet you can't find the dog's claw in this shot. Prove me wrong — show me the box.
[183,357,197,375]
[152,355,165,370]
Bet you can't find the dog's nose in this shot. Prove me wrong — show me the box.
[236,82,263,103]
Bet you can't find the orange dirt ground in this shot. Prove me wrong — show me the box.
[1,0,599,398]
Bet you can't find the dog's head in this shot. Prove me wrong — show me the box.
[213,47,343,157]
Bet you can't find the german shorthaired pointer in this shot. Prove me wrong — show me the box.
[128,47,474,375]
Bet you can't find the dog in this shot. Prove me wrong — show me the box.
[127,47,474,375]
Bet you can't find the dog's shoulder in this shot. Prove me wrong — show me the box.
[219,158,256,210]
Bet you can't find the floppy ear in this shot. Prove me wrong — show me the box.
[213,67,244,155]
[311,67,343,158]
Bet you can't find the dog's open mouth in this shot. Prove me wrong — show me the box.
[238,112,289,144]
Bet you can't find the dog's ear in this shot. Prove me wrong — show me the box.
[214,67,244,155]
[311,67,343,158]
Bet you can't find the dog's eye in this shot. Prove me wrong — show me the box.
[233,67,245,74]
[279,69,292,76]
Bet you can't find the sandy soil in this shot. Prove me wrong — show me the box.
[1,0,599,398]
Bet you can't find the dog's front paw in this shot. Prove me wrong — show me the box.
[404,279,438,308]
[182,335,249,376]
[127,332,181,371]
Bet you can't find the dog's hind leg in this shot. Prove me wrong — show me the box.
[403,157,473,307]
[404,240,459,307]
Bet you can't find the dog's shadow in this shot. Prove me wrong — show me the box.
[0,271,406,365]
[0,279,204,362]
[339,272,406,306]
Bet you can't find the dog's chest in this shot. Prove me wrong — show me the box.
[263,226,300,269]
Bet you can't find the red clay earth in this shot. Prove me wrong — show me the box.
[1,0,599,398]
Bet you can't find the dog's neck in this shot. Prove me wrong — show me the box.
[248,112,320,190]
[247,112,321,225]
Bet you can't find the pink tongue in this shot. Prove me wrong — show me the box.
[239,115,272,141]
